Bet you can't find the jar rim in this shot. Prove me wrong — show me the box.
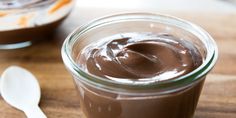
[61,12,218,92]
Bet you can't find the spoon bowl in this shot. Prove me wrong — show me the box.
[0,66,46,118]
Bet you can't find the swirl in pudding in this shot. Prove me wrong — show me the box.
[77,32,202,81]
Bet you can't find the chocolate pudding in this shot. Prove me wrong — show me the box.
[0,0,74,48]
[76,32,204,118]
[0,18,65,44]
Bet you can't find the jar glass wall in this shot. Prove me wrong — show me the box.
[62,13,218,118]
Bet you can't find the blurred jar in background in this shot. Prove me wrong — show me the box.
[0,0,75,49]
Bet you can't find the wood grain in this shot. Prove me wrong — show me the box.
[0,7,236,117]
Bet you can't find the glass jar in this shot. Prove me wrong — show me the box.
[61,13,218,118]
[0,0,75,49]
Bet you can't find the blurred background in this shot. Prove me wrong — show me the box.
[58,0,236,43]
[76,0,236,12]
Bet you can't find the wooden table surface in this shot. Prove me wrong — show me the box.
[0,6,236,118]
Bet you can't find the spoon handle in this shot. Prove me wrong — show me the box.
[24,105,47,118]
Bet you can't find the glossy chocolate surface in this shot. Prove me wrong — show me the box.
[78,33,202,81]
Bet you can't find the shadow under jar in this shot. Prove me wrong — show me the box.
[62,13,218,118]
[0,0,75,49]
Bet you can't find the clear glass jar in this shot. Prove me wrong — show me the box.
[0,0,75,49]
[61,13,218,118]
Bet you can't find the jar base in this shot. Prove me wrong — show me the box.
[0,41,32,50]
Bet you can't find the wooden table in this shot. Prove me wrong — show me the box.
[0,6,236,118]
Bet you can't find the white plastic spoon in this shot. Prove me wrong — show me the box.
[0,66,46,118]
